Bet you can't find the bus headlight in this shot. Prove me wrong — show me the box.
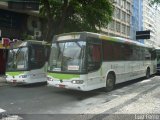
[47,77,53,81]
[71,80,84,84]
[20,75,27,78]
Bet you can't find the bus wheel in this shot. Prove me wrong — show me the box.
[105,73,115,92]
[146,68,150,79]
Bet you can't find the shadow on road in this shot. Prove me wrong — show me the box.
[8,75,156,101]
[15,82,47,88]
[115,77,144,90]
[51,76,155,100]
[52,89,101,100]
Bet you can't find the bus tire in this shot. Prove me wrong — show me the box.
[105,73,115,92]
[146,68,150,79]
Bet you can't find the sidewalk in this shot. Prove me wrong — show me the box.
[0,76,8,87]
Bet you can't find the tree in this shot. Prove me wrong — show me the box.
[40,0,114,42]
[150,0,160,4]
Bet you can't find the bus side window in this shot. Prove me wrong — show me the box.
[87,44,101,72]
[102,41,114,61]
[145,48,151,60]
[151,49,156,60]
[124,45,133,60]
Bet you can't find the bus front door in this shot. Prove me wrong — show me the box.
[87,43,103,89]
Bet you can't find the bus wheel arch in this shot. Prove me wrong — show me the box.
[105,71,116,92]
[146,67,150,79]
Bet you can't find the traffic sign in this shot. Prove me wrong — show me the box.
[136,30,150,39]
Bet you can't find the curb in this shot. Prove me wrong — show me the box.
[0,77,6,82]
[0,82,9,87]
[0,77,9,87]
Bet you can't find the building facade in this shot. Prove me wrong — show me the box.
[101,0,132,39]
[155,8,160,47]
[0,1,42,40]
[131,0,143,42]
[143,0,157,47]
[1,0,159,47]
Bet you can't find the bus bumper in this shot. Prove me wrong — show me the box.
[6,78,26,85]
[47,80,89,91]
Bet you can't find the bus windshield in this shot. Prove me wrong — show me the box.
[48,41,86,73]
[7,47,28,71]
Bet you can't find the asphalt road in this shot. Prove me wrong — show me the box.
[0,75,160,120]
[0,83,100,114]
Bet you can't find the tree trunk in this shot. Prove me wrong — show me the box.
[57,0,69,34]
[41,0,54,43]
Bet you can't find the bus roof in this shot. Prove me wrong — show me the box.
[54,32,152,48]
[12,40,50,48]
[25,40,49,45]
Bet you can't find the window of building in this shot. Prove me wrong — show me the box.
[116,22,120,32]
[122,11,126,22]
[127,14,130,23]
[113,10,116,18]
[127,26,130,36]
[127,2,130,11]
[109,21,115,31]
[116,8,121,19]
[117,0,121,6]
[122,24,126,34]
[122,0,126,9]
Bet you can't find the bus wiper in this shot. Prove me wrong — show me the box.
[16,48,21,59]
[76,42,82,48]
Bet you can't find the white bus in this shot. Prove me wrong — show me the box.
[6,40,50,85]
[155,48,160,73]
[47,32,156,91]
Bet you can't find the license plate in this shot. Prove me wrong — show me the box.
[59,84,65,88]
[13,80,17,83]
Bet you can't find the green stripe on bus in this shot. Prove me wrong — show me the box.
[100,36,117,42]
[6,71,26,76]
[48,73,80,79]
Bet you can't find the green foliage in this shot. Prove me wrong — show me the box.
[22,33,33,40]
[150,0,160,4]
[39,0,114,41]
